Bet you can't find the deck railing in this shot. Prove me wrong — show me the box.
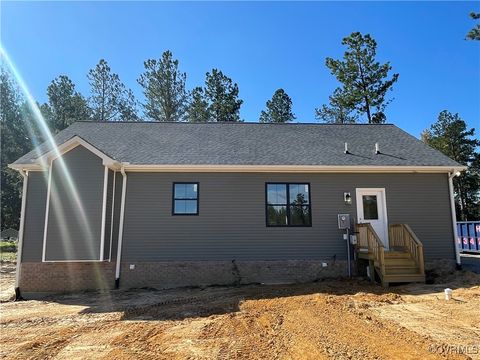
[356,223,386,276]
[388,224,425,275]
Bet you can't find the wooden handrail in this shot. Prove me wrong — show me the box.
[389,224,425,275]
[356,223,386,276]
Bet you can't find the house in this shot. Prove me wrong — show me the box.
[9,122,465,296]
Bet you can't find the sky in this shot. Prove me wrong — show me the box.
[1,1,479,137]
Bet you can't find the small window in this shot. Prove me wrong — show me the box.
[362,195,378,220]
[173,183,199,215]
[266,183,311,226]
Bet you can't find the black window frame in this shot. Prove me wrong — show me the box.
[172,182,199,216]
[265,182,312,227]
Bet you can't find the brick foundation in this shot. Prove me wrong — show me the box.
[119,260,348,289]
[18,258,458,294]
[19,262,116,294]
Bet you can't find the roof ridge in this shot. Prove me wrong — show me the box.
[73,121,395,126]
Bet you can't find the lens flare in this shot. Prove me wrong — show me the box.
[1,45,111,293]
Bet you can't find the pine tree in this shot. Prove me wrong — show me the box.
[319,32,399,124]
[43,75,90,131]
[138,50,188,122]
[259,89,295,123]
[187,87,209,122]
[422,110,480,220]
[466,12,480,40]
[204,69,243,122]
[315,88,358,124]
[0,71,32,229]
[87,59,138,122]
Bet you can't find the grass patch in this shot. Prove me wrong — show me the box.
[0,241,17,262]
[0,241,17,253]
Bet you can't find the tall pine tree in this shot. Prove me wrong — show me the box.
[138,50,188,122]
[318,32,399,124]
[204,69,242,122]
[87,59,138,122]
[187,87,209,122]
[42,75,90,132]
[422,111,480,220]
[0,71,32,229]
[259,89,295,123]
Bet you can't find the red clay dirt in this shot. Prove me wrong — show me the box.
[0,261,479,359]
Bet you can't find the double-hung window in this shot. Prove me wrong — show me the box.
[173,183,199,215]
[266,183,311,226]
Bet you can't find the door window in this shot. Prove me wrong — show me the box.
[362,195,379,220]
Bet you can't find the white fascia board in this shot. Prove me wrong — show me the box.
[9,136,120,171]
[8,163,44,171]
[122,164,467,174]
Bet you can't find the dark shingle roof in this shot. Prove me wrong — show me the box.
[13,122,460,167]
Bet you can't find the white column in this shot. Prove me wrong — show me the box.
[42,164,53,262]
[115,167,128,283]
[99,166,109,261]
[448,173,461,266]
[15,170,28,291]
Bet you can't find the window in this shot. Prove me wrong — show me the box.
[362,195,378,220]
[266,183,311,226]
[173,183,199,215]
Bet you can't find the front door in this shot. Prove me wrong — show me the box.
[356,188,389,249]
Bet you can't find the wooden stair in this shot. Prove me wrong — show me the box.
[356,224,425,287]
[381,250,425,284]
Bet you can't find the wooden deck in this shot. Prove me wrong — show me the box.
[356,223,425,287]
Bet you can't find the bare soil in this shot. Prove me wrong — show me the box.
[0,262,479,359]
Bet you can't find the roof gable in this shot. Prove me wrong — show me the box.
[10,135,118,170]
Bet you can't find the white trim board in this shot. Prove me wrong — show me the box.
[448,173,461,265]
[108,170,116,262]
[115,169,128,281]
[99,166,109,261]
[41,164,53,262]
[11,161,466,174]
[9,136,119,171]
[121,164,466,174]
[15,171,28,289]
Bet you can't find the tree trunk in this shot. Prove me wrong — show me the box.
[364,96,372,123]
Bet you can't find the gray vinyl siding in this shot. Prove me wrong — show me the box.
[22,171,48,262]
[44,145,104,261]
[122,172,454,262]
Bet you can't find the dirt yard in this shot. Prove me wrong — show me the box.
[0,261,479,360]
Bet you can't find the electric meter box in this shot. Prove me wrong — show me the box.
[337,214,350,229]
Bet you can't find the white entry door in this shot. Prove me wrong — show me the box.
[356,188,389,249]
